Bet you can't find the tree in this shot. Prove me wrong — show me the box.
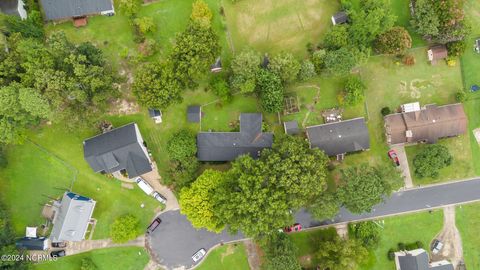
[375,26,412,55]
[311,49,327,73]
[261,233,302,270]
[110,215,140,243]
[298,60,317,81]
[168,155,199,189]
[323,25,349,50]
[191,0,213,28]
[167,130,197,161]
[308,192,340,220]
[80,257,98,270]
[133,61,182,109]
[231,50,261,93]
[413,144,453,178]
[343,76,366,106]
[134,17,156,35]
[323,47,359,76]
[447,40,467,57]
[209,75,232,103]
[256,69,284,113]
[170,22,220,88]
[268,52,301,83]
[118,0,141,18]
[337,164,402,213]
[179,170,225,232]
[316,237,368,270]
[351,221,381,248]
[410,0,439,39]
[1,10,45,39]
[214,135,329,237]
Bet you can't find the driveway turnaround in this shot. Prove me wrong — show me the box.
[149,178,480,269]
[147,210,243,269]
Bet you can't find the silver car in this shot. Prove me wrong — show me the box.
[192,248,206,262]
[152,191,167,204]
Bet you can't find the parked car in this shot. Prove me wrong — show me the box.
[146,218,162,234]
[432,239,444,254]
[50,250,66,258]
[192,248,206,262]
[283,223,302,233]
[51,242,67,248]
[152,191,167,204]
[135,177,154,195]
[388,150,400,166]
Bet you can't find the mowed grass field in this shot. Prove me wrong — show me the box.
[33,247,149,270]
[223,0,339,57]
[456,202,480,270]
[196,243,250,270]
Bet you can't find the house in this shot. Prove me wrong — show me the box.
[197,113,273,161]
[50,192,96,243]
[428,45,448,64]
[283,121,300,135]
[384,103,467,145]
[148,108,162,124]
[39,0,114,21]
[83,123,152,179]
[0,0,27,19]
[306,117,370,158]
[16,237,48,251]
[187,106,201,123]
[394,249,453,270]
[331,11,348,25]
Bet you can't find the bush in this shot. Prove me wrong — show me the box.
[167,130,197,161]
[80,257,97,270]
[209,75,232,103]
[446,57,456,67]
[455,91,467,102]
[397,242,406,250]
[381,107,391,116]
[311,50,327,73]
[268,52,301,83]
[416,241,424,249]
[351,221,381,248]
[298,60,317,81]
[413,144,453,178]
[447,40,467,57]
[374,26,412,55]
[406,242,418,250]
[110,215,140,243]
[387,248,396,261]
[343,76,366,106]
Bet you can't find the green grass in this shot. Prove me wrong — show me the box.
[0,124,159,239]
[390,0,426,48]
[196,243,250,270]
[33,247,149,270]
[405,136,475,185]
[359,210,444,270]
[289,228,337,268]
[223,0,339,57]
[456,202,480,270]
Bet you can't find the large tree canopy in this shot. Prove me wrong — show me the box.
[231,50,261,94]
[413,144,453,178]
[374,26,412,55]
[268,52,300,83]
[316,237,368,270]
[256,69,284,113]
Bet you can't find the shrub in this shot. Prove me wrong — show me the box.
[110,215,140,243]
[403,55,415,65]
[167,130,197,161]
[80,257,97,270]
[311,50,327,73]
[446,57,456,67]
[269,52,301,83]
[298,60,317,81]
[209,76,232,103]
[343,76,366,106]
[352,221,381,248]
[191,0,213,27]
[398,242,406,250]
[374,26,412,55]
[387,248,396,261]
[447,40,467,57]
[455,91,467,102]
[134,17,156,35]
[413,144,453,178]
[406,242,418,250]
[416,241,424,249]
[381,107,391,116]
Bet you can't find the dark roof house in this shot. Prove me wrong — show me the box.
[384,103,467,145]
[50,192,96,243]
[187,106,201,123]
[0,0,27,19]
[306,117,370,156]
[39,0,114,21]
[395,249,453,270]
[16,237,48,251]
[83,123,152,179]
[197,113,273,161]
[428,45,448,64]
[283,121,300,135]
[331,11,348,25]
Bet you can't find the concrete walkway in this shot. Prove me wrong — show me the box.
[65,236,145,256]
[391,145,413,188]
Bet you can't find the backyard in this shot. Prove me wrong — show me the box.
[196,243,250,270]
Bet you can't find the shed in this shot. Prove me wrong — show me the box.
[427,45,448,63]
[0,0,27,19]
[331,11,348,25]
[283,121,300,135]
[148,108,162,124]
[210,58,222,73]
[187,106,201,123]
[16,237,48,251]
[475,38,480,53]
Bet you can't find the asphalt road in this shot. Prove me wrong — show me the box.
[149,178,480,269]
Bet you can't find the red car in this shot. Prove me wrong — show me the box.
[388,150,400,166]
[283,223,302,233]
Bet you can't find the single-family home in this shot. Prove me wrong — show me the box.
[50,192,96,243]
[394,249,453,270]
[16,237,48,251]
[428,45,448,64]
[39,0,114,21]
[384,103,467,145]
[0,0,27,19]
[331,11,348,25]
[83,123,152,179]
[197,113,273,161]
[306,117,370,158]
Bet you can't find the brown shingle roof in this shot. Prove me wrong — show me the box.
[428,45,448,62]
[384,103,467,145]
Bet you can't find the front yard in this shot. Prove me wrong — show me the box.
[196,243,250,270]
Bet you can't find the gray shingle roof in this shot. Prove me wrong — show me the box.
[50,192,96,242]
[197,113,273,161]
[332,11,348,25]
[0,0,19,16]
[306,117,370,156]
[83,123,152,178]
[284,121,300,135]
[39,0,114,20]
[187,106,201,123]
[398,250,430,270]
[16,237,48,251]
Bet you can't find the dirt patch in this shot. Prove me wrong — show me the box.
[244,240,263,270]
[473,128,480,145]
[220,244,235,262]
[431,206,464,268]
[334,223,349,239]
[109,99,140,115]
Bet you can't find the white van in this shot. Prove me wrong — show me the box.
[135,177,154,195]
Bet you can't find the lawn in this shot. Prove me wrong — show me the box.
[222,0,339,57]
[33,247,149,270]
[0,123,159,239]
[390,0,426,48]
[289,228,337,268]
[456,202,480,270]
[359,210,444,270]
[405,136,475,185]
[196,243,250,270]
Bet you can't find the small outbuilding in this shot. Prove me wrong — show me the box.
[148,108,162,124]
[283,121,300,135]
[187,106,201,123]
[261,54,270,69]
[427,45,448,64]
[16,237,48,251]
[474,38,480,53]
[0,0,27,19]
[331,11,348,25]
[210,58,222,73]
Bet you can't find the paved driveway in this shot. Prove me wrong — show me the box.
[391,145,413,188]
[149,178,480,269]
